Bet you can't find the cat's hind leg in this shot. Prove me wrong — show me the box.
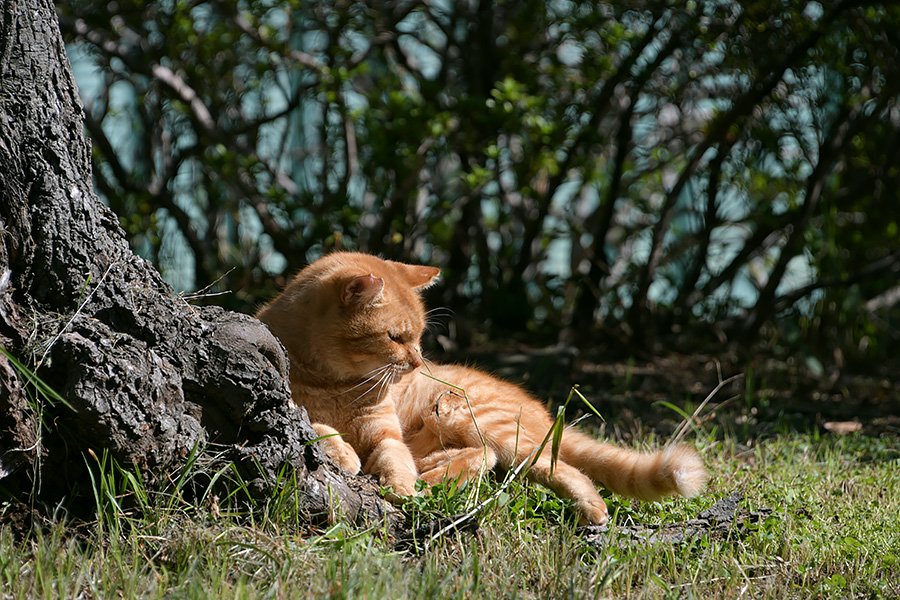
[416,446,498,486]
[522,454,609,526]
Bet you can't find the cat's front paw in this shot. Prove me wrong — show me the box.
[321,436,362,474]
[312,423,362,474]
[577,498,609,526]
[381,476,419,505]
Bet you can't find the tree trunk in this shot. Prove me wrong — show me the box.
[0,0,392,527]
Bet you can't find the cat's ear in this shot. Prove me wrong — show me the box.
[402,265,441,291]
[342,274,385,306]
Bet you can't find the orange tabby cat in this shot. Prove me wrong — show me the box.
[257,252,707,525]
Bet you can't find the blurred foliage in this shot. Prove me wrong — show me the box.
[59,0,900,365]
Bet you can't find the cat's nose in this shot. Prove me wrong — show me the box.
[409,352,424,369]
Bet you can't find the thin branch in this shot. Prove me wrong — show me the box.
[63,16,218,135]
[675,144,730,314]
[629,0,855,335]
[150,63,215,133]
[745,95,871,333]
[774,248,900,314]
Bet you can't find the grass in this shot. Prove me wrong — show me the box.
[2,426,898,599]
[1,361,899,599]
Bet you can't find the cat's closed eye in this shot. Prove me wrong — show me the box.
[388,333,404,344]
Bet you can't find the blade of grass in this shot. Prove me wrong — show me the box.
[0,347,73,410]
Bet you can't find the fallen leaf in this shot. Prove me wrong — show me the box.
[823,421,862,435]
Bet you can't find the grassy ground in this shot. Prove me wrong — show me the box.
[2,359,899,599]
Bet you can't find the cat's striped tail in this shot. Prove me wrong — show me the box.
[558,430,708,501]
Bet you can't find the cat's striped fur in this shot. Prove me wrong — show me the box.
[257,252,707,525]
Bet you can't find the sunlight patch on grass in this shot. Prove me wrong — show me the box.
[1,428,899,599]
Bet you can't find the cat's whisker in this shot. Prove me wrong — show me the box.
[425,319,453,328]
[425,307,454,334]
[376,370,392,404]
[347,367,394,406]
[378,365,405,404]
[348,377,386,405]
[341,369,389,403]
[337,365,392,396]
[375,368,396,404]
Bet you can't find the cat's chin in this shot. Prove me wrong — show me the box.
[338,362,415,388]
[388,363,419,376]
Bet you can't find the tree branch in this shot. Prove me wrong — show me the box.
[628,0,855,342]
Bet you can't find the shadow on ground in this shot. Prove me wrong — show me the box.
[436,342,900,442]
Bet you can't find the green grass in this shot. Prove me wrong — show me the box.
[2,427,899,599]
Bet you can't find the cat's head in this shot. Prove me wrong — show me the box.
[258,252,440,384]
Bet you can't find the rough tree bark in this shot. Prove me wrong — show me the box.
[0,0,391,526]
